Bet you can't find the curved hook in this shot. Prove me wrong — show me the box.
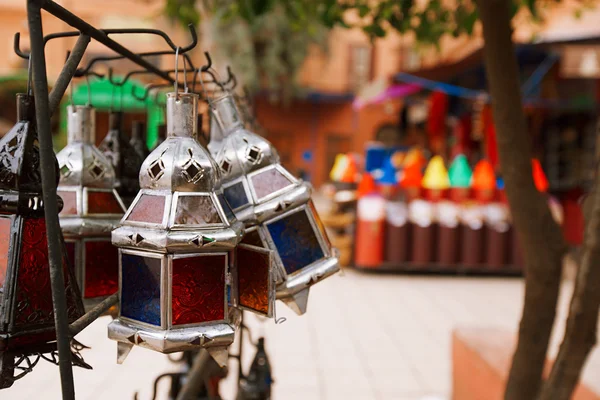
[224,66,238,90]
[13,33,29,59]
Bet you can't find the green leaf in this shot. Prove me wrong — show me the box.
[358,4,370,18]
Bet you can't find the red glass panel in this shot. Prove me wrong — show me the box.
[87,191,124,214]
[14,218,82,328]
[84,240,119,298]
[0,217,12,290]
[172,254,226,325]
[237,246,270,315]
[58,190,78,215]
[126,194,165,224]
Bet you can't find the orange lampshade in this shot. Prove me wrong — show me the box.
[471,160,496,191]
[532,159,549,192]
[357,173,378,197]
[400,163,423,188]
[403,148,427,170]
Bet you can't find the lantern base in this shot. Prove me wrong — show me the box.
[276,255,340,315]
[107,318,235,361]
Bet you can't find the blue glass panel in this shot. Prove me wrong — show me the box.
[218,193,236,222]
[224,182,249,210]
[121,253,162,326]
[266,209,324,275]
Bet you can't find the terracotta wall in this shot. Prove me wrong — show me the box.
[254,97,402,187]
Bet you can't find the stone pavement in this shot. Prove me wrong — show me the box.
[3,269,599,400]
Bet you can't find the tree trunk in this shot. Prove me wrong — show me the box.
[539,153,600,400]
[475,1,568,399]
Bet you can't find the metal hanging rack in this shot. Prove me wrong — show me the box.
[18,2,218,399]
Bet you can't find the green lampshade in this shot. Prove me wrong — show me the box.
[448,154,472,188]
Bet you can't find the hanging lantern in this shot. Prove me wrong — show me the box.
[57,105,126,311]
[0,94,84,388]
[208,93,339,315]
[108,92,247,367]
[98,112,144,206]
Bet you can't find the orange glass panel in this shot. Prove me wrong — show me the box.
[87,191,124,214]
[126,194,165,224]
[58,191,78,215]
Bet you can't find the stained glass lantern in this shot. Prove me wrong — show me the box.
[98,112,144,207]
[57,105,126,311]
[208,93,339,315]
[0,94,84,388]
[108,92,245,367]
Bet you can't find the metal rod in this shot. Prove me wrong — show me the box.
[48,33,90,115]
[175,350,212,400]
[41,0,176,83]
[69,293,119,337]
[27,1,75,399]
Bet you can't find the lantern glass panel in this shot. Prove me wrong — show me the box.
[237,246,270,315]
[171,254,226,326]
[65,241,77,271]
[120,253,162,326]
[251,168,293,200]
[241,229,263,247]
[58,190,78,215]
[223,181,249,210]
[126,194,165,224]
[87,191,123,214]
[0,217,11,290]
[308,201,332,249]
[217,193,235,221]
[266,209,324,275]
[84,240,119,298]
[173,195,222,226]
[14,218,81,328]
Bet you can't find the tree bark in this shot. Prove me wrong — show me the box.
[475,1,568,399]
[538,155,600,400]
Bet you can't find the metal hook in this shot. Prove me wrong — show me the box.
[224,66,238,90]
[174,46,180,94]
[273,304,287,325]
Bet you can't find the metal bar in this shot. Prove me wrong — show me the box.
[48,33,90,115]
[41,0,175,83]
[27,1,75,399]
[69,293,119,337]
[175,350,212,400]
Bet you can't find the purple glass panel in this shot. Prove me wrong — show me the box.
[126,194,165,224]
[251,168,292,200]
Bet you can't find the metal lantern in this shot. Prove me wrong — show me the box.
[57,105,126,311]
[98,111,144,206]
[108,92,245,367]
[208,93,339,315]
[0,94,84,388]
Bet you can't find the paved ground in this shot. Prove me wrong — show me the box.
[3,269,599,400]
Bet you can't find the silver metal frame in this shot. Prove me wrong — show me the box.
[118,248,167,330]
[246,164,298,204]
[121,189,172,229]
[236,244,275,318]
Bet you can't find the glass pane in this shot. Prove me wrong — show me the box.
[237,246,270,315]
[126,194,165,224]
[172,254,226,325]
[14,218,82,328]
[121,253,162,326]
[87,191,124,214]
[0,217,11,291]
[251,167,293,200]
[223,181,249,210]
[241,229,264,247]
[266,209,324,275]
[174,196,222,226]
[308,201,331,249]
[84,241,119,299]
[217,193,235,221]
[58,190,78,215]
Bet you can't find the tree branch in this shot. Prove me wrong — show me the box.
[475,0,568,399]
[538,151,600,400]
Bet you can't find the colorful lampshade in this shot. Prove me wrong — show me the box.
[57,105,126,311]
[378,157,398,185]
[0,95,84,388]
[98,112,144,207]
[208,93,339,315]
[108,92,246,367]
[448,155,472,188]
[532,159,549,192]
[471,160,496,191]
[422,156,450,190]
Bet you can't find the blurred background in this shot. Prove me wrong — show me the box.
[1,0,600,399]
